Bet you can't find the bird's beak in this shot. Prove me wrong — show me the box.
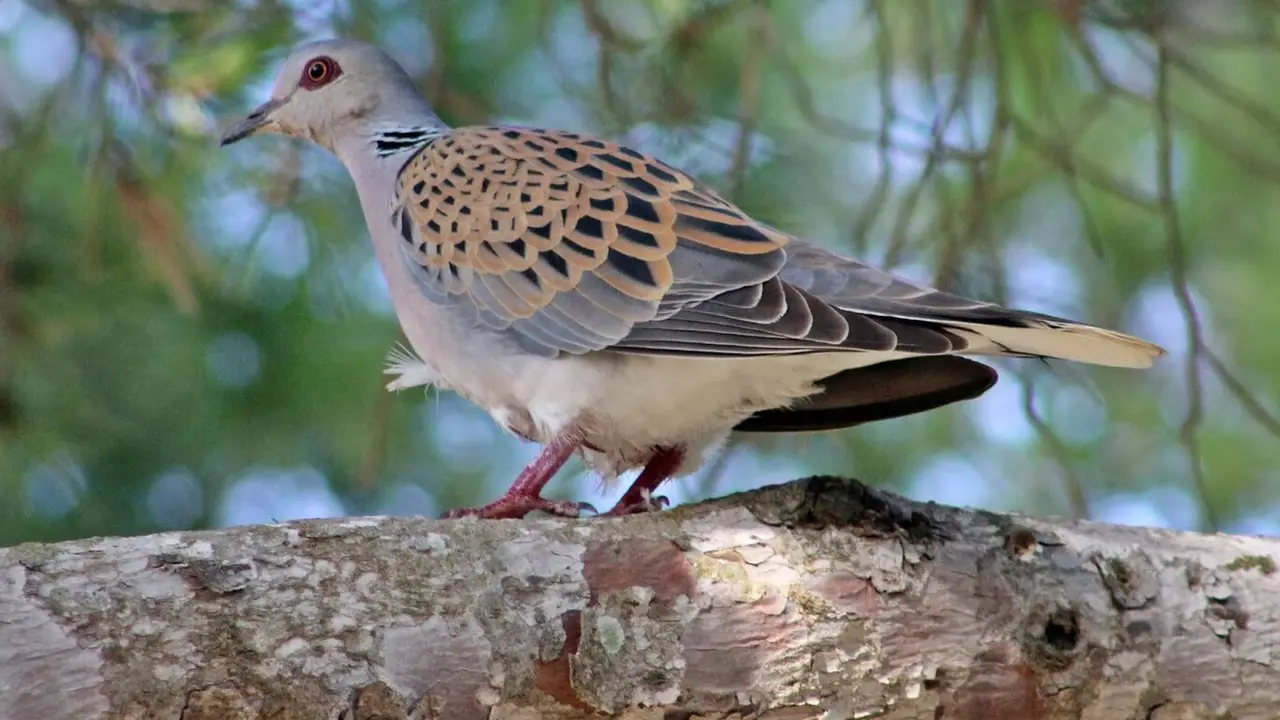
[219,97,286,147]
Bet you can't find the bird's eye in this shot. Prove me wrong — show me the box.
[300,56,341,89]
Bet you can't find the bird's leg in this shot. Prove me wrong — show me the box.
[604,446,685,516]
[443,436,593,519]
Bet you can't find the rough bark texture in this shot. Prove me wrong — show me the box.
[2,476,1278,720]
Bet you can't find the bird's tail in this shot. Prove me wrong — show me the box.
[948,319,1165,369]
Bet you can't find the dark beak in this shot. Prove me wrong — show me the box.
[219,97,286,147]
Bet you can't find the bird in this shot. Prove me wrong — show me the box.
[220,39,1165,520]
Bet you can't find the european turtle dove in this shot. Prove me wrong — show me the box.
[220,39,1164,519]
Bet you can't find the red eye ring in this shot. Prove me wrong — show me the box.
[300,56,341,90]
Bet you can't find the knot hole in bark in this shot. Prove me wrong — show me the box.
[1025,604,1083,671]
[1044,607,1080,652]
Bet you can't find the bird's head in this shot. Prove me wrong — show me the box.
[219,39,433,153]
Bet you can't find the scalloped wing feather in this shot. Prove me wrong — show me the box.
[617,237,1163,367]
[390,126,789,357]
[390,127,1162,369]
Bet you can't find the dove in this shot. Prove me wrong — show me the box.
[220,39,1165,519]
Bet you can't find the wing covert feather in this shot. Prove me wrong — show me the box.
[390,126,788,357]
[390,127,1159,368]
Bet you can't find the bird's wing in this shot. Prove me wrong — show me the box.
[393,126,1162,368]
[620,238,1164,368]
[390,125,788,358]
[783,241,1165,367]
[616,239,1009,356]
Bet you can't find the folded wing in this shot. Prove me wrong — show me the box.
[391,125,1162,370]
[390,125,789,358]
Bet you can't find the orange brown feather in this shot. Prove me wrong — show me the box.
[392,126,789,353]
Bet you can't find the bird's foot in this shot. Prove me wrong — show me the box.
[442,435,588,520]
[444,495,597,520]
[603,488,670,517]
[601,446,684,517]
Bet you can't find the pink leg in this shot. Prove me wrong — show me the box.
[444,436,593,520]
[604,446,685,517]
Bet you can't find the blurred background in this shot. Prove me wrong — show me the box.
[2,0,1279,545]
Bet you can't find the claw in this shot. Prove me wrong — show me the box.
[603,488,670,517]
[601,447,684,517]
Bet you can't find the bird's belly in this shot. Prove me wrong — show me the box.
[509,351,870,479]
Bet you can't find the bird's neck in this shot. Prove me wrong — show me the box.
[331,115,450,332]
[333,116,448,238]
[333,112,449,172]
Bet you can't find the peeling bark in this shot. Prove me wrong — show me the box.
[2,476,1278,720]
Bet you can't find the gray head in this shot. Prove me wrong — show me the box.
[220,39,441,153]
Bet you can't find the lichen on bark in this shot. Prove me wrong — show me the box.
[2,476,1278,720]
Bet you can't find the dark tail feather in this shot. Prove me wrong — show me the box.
[734,356,997,433]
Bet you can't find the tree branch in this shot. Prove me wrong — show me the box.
[2,476,1278,719]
